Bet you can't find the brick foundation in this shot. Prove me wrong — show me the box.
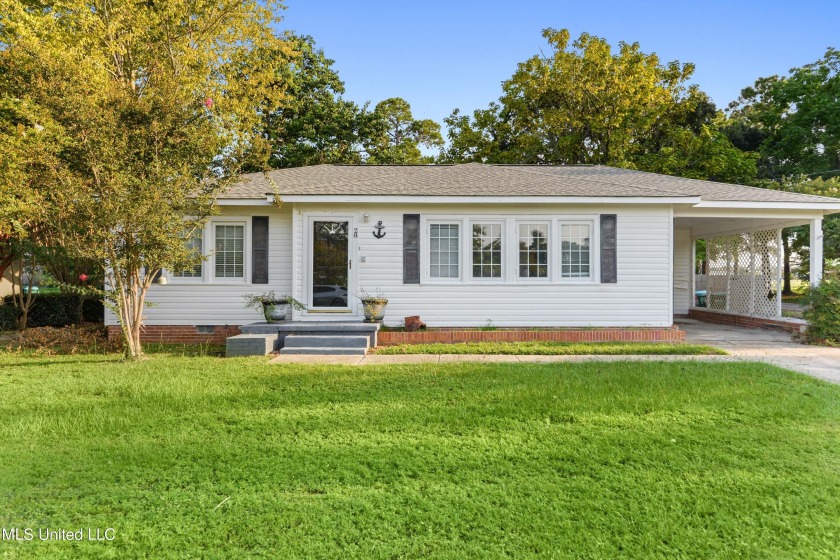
[688,308,806,334]
[108,324,687,347]
[106,325,241,345]
[378,326,685,346]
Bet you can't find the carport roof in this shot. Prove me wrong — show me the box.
[221,163,840,206]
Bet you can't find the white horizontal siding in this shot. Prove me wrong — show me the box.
[673,227,692,315]
[106,205,293,326]
[111,203,674,328]
[294,203,673,327]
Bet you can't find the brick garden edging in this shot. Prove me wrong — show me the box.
[106,325,240,345]
[688,308,806,335]
[378,327,685,346]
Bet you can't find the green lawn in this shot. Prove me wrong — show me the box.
[1,353,839,559]
[375,341,725,355]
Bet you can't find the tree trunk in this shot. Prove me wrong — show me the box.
[782,234,793,295]
[112,266,152,360]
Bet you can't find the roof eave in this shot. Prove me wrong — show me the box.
[695,201,840,212]
[262,195,703,205]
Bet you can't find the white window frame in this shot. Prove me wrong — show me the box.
[557,220,596,283]
[515,220,551,282]
[469,220,506,281]
[167,226,206,284]
[420,214,599,285]
[210,218,250,284]
[425,219,463,283]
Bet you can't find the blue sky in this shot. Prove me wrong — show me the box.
[281,0,838,131]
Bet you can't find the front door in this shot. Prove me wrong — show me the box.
[310,220,350,309]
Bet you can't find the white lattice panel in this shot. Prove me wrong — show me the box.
[705,230,780,318]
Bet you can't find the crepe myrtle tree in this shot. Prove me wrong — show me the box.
[0,0,295,357]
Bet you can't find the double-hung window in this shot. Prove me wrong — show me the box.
[214,223,245,279]
[472,222,503,279]
[429,223,460,279]
[560,223,591,278]
[518,222,549,278]
[173,229,204,279]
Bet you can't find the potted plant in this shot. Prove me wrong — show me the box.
[243,291,306,323]
[358,288,388,323]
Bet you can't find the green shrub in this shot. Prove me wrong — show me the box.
[0,305,19,330]
[803,278,840,345]
[2,294,83,328]
[82,297,105,322]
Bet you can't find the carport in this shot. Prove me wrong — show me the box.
[673,206,829,326]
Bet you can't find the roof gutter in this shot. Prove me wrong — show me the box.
[257,194,703,205]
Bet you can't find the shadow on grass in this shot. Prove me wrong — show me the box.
[0,355,127,368]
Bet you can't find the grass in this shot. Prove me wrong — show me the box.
[1,353,839,558]
[375,341,726,355]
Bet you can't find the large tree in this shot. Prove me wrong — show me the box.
[728,49,840,179]
[442,28,755,182]
[727,49,840,288]
[257,34,374,169]
[0,0,293,357]
[366,98,443,164]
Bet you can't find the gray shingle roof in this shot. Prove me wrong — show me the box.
[222,163,840,205]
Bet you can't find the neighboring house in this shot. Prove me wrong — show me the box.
[0,264,18,298]
[106,164,840,341]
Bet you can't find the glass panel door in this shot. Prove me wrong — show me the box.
[311,221,349,308]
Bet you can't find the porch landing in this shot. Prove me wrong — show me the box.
[237,321,381,352]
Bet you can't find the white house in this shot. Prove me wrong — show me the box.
[108,164,840,342]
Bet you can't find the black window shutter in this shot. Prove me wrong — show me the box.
[252,217,269,284]
[403,214,420,284]
[600,214,617,284]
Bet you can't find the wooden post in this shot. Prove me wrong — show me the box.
[776,229,783,318]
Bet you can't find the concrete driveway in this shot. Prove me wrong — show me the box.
[677,318,840,384]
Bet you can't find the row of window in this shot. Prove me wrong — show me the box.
[171,219,595,283]
[428,220,592,281]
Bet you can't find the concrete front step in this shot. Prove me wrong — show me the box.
[279,346,367,355]
[239,321,380,348]
[283,335,370,349]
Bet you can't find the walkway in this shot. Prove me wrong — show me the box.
[677,318,840,384]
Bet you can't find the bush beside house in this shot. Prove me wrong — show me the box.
[803,278,840,345]
[1,294,93,328]
[0,305,18,331]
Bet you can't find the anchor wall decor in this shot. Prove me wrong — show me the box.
[372,221,386,239]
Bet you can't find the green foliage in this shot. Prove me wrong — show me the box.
[366,98,443,164]
[81,297,104,323]
[253,35,442,167]
[376,341,724,355]
[442,28,756,182]
[803,278,840,344]
[757,177,840,282]
[0,357,839,557]
[634,121,758,183]
[0,0,294,357]
[728,49,840,178]
[0,304,18,330]
[242,291,306,311]
[257,34,372,169]
[2,293,82,328]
